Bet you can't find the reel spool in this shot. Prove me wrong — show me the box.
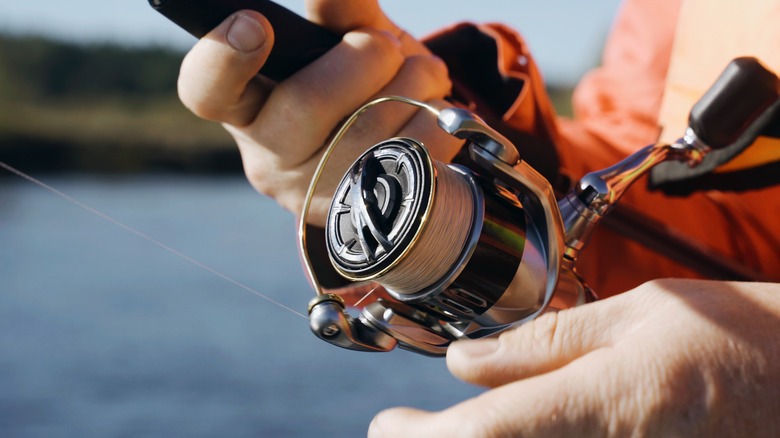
[326,138,548,327]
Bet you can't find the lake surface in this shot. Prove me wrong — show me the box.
[0,174,483,437]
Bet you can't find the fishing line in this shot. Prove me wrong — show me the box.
[351,284,379,308]
[373,160,474,294]
[0,160,308,320]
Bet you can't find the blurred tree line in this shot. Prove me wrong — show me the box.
[0,33,237,173]
[0,33,572,173]
[0,34,179,100]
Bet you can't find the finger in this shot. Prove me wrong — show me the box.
[368,407,445,438]
[248,28,404,168]
[226,4,441,221]
[302,56,457,211]
[267,94,463,224]
[337,54,452,157]
[305,0,429,56]
[267,93,462,224]
[447,295,639,388]
[369,356,610,438]
[178,11,275,126]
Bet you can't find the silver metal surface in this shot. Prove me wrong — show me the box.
[473,219,548,327]
[469,147,565,321]
[300,96,443,296]
[437,108,520,165]
[558,137,715,263]
[678,127,712,163]
[307,101,572,355]
[308,294,397,352]
[362,301,456,356]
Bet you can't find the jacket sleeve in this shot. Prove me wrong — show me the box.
[424,23,565,190]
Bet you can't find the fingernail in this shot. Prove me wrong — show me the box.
[450,338,499,358]
[227,13,266,52]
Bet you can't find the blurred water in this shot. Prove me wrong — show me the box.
[0,174,483,438]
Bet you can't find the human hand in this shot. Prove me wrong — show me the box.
[369,279,780,437]
[177,0,463,225]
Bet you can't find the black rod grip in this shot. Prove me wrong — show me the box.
[688,57,779,150]
[149,0,342,82]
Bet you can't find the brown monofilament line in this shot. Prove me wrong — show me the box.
[376,161,474,294]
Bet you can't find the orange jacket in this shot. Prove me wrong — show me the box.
[427,0,780,297]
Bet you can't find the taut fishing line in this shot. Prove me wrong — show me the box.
[0,160,308,320]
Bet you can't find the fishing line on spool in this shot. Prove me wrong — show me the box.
[361,159,474,294]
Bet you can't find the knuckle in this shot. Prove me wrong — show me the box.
[495,310,571,360]
[177,77,222,122]
[242,164,277,199]
[360,28,405,65]
[176,79,201,113]
[405,55,452,94]
[341,29,404,82]
[534,312,560,354]
[267,79,320,127]
[248,177,273,198]
[236,148,281,200]
[279,190,306,217]
[183,100,222,122]
[242,163,307,216]
[177,43,270,125]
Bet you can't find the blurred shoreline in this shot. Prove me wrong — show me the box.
[0,33,572,175]
[0,136,242,175]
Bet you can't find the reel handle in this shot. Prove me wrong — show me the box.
[560,57,778,263]
[688,57,779,150]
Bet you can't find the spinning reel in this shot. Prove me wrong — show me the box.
[302,57,779,356]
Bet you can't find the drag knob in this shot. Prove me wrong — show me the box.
[326,139,433,279]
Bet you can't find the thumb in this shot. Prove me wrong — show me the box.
[179,11,275,126]
[447,297,634,388]
[369,365,608,438]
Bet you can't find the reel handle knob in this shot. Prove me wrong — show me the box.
[688,57,779,150]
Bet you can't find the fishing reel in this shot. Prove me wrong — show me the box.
[302,57,779,356]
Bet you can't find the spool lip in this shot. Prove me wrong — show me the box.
[326,138,435,281]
